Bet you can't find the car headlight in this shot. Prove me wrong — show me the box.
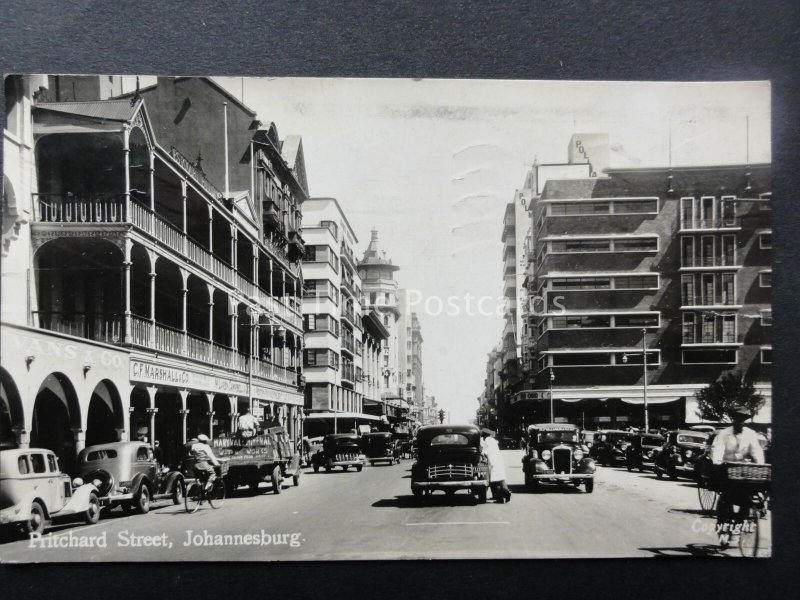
[541,450,551,460]
[573,449,584,461]
[92,478,103,487]
[72,477,84,487]
[685,450,693,458]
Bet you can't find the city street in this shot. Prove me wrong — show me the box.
[0,450,770,561]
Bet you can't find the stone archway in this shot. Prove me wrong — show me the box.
[31,372,81,475]
[0,367,24,448]
[86,379,124,447]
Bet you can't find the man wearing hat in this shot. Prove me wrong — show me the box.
[189,434,221,491]
[711,405,764,465]
[480,428,511,504]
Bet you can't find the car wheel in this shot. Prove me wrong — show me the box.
[412,487,423,497]
[626,463,633,472]
[668,466,678,481]
[24,500,47,535]
[529,480,541,493]
[585,480,594,494]
[313,464,320,473]
[356,465,363,472]
[342,465,349,472]
[324,465,331,473]
[84,493,101,524]
[476,488,487,504]
[293,472,300,486]
[171,481,184,505]
[134,485,150,514]
[271,466,282,494]
[249,482,261,496]
[656,468,663,479]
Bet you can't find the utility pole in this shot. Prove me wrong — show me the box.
[642,328,649,433]
[549,367,555,423]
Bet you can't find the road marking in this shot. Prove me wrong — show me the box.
[406,521,510,526]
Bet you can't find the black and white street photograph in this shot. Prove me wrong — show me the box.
[0,74,773,561]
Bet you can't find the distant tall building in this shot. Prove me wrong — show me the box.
[358,231,404,407]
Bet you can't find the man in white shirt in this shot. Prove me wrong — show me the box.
[190,434,221,490]
[237,407,260,438]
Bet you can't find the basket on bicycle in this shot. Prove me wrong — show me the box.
[720,461,771,493]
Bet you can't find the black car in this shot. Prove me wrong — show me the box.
[592,430,634,466]
[522,423,596,493]
[625,433,664,472]
[311,434,365,472]
[361,432,400,466]
[653,430,709,480]
[410,425,489,502]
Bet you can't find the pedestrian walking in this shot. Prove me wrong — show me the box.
[481,428,511,503]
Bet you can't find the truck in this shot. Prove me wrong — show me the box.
[184,427,302,495]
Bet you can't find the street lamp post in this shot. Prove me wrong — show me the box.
[549,367,555,424]
[622,328,649,432]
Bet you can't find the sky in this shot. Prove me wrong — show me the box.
[141,77,771,424]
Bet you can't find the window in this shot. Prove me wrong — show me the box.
[30,454,47,473]
[551,277,611,290]
[760,233,772,249]
[721,235,736,266]
[614,238,658,252]
[384,315,390,326]
[681,237,695,268]
[615,314,659,328]
[48,455,58,472]
[550,201,610,216]
[136,446,151,461]
[384,293,390,304]
[681,275,695,306]
[18,456,30,474]
[369,293,376,305]
[700,236,715,266]
[552,353,610,366]
[86,449,117,461]
[551,239,610,253]
[683,349,738,364]
[760,271,772,288]
[551,315,611,329]
[682,311,737,343]
[614,275,658,289]
[682,313,696,344]
[760,309,772,326]
[761,347,772,364]
[680,197,695,229]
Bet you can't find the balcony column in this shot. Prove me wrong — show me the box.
[231,226,237,270]
[178,389,189,445]
[207,283,215,361]
[252,245,259,287]
[268,259,274,296]
[181,269,188,353]
[208,205,214,255]
[281,270,286,303]
[123,124,131,220]
[207,411,215,439]
[123,238,133,344]
[181,179,188,254]
[149,151,155,231]
[231,303,238,351]
[149,265,157,346]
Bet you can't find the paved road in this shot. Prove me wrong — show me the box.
[0,450,770,561]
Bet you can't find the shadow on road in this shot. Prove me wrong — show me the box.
[507,483,585,495]
[372,494,480,509]
[639,543,726,557]
[668,507,714,517]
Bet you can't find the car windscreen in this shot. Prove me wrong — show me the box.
[642,436,663,446]
[607,433,630,443]
[537,431,578,443]
[86,449,118,461]
[677,434,707,445]
[430,433,469,446]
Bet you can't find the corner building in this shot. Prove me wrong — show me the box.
[513,163,771,429]
[1,76,307,473]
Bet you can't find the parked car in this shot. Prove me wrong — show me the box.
[410,425,489,502]
[0,448,100,536]
[624,433,664,472]
[522,423,596,493]
[311,434,365,472]
[361,432,400,466]
[77,441,185,514]
[653,430,709,480]
[592,430,634,466]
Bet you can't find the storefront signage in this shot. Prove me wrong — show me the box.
[3,327,128,373]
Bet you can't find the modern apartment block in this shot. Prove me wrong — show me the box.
[1,76,307,472]
[479,135,771,435]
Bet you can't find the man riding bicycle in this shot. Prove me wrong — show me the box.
[711,405,765,544]
[189,434,221,490]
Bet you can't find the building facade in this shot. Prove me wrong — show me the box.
[1,76,307,474]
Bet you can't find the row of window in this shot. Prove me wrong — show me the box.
[536,347,770,368]
[679,196,737,230]
[549,274,659,291]
[681,312,737,345]
[680,235,736,268]
[545,236,659,255]
[303,279,340,305]
[304,313,340,336]
[681,272,736,306]
[543,312,660,332]
[304,349,340,368]
[304,245,340,272]
[548,198,658,217]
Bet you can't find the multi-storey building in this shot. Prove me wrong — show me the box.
[301,197,389,434]
[358,231,404,409]
[0,76,307,473]
[514,162,771,429]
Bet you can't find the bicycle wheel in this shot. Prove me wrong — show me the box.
[208,479,226,509]
[739,506,760,557]
[184,482,202,513]
[698,485,718,514]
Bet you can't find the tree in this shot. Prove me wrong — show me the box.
[695,371,765,422]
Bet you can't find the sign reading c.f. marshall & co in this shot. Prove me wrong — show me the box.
[129,360,303,405]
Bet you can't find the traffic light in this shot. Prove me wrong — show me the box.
[438,409,445,423]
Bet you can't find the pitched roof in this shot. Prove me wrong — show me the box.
[36,99,141,122]
[281,135,301,169]
[358,229,399,270]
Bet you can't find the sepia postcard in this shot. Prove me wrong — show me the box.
[1,74,772,561]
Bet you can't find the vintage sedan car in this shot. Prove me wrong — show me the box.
[0,448,100,536]
[624,433,664,472]
[361,432,400,466]
[591,430,634,466]
[77,441,185,514]
[410,425,489,502]
[310,434,365,472]
[653,430,709,480]
[522,423,596,493]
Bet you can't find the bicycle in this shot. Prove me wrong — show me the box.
[185,464,227,513]
[714,462,770,557]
